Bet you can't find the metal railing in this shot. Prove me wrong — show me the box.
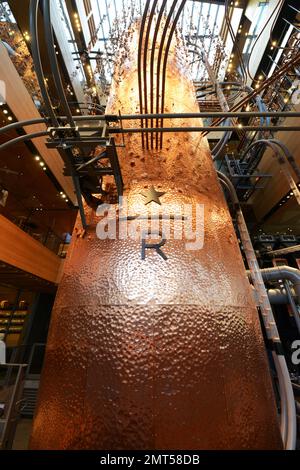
[0,363,27,450]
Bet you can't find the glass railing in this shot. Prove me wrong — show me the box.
[0,206,70,257]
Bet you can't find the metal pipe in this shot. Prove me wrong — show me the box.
[111,111,300,119]
[2,112,300,135]
[0,131,50,151]
[258,266,300,334]
[0,118,47,135]
[150,0,167,149]
[1,126,300,152]
[268,288,297,304]
[273,352,288,448]
[142,0,158,149]
[42,0,75,127]
[109,125,300,134]
[241,139,300,205]
[218,171,297,449]
[160,0,186,148]
[137,0,150,148]
[29,0,59,126]
[155,0,178,149]
[202,50,300,136]
[269,139,300,181]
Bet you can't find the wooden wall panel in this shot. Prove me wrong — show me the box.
[0,44,76,205]
[0,214,62,284]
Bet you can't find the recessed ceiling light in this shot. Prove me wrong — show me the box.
[3,110,8,114]
[35,156,40,161]
[8,116,13,121]
[39,161,45,167]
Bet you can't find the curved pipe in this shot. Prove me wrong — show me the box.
[159,0,186,148]
[194,81,269,159]
[0,131,50,151]
[269,139,300,181]
[217,171,296,449]
[155,0,178,149]
[42,0,75,127]
[150,0,167,149]
[137,0,150,149]
[202,50,300,136]
[258,266,300,334]
[268,288,297,304]
[0,118,46,135]
[29,0,58,126]
[142,0,158,149]
[240,139,300,203]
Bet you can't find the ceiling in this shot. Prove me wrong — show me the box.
[76,0,242,83]
[0,261,56,293]
[0,106,77,241]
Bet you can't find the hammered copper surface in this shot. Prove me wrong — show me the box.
[30,23,283,449]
